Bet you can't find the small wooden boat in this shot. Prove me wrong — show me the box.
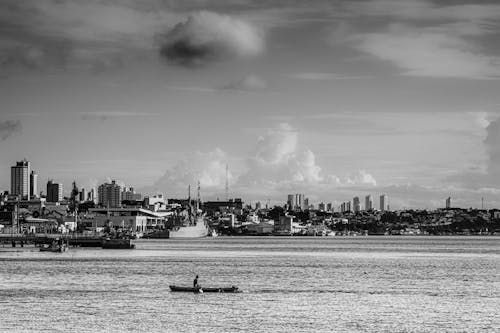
[39,244,68,253]
[102,238,135,249]
[169,285,241,293]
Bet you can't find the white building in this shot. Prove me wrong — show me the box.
[89,207,167,233]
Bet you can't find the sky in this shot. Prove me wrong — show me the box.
[1,0,500,210]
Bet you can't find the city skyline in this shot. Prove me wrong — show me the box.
[1,1,500,209]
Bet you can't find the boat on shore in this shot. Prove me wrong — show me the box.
[169,285,241,293]
[40,242,68,253]
[102,238,135,249]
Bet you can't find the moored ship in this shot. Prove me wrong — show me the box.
[162,182,209,238]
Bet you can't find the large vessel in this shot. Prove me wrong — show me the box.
[166,182,209,239]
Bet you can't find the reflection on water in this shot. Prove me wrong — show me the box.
[0,237,499,332]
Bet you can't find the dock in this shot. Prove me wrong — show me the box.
[0,233,106,247]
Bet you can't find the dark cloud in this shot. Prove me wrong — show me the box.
[0,120,22,141]
[158,11,263,67]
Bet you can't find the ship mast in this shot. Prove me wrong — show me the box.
[225,164,229,201]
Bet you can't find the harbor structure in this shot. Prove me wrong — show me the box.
[98,180,121,208]
[46,180,63,202]
[88,207,167,233]
[11,160,30,199]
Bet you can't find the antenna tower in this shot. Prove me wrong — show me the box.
[225,164,229,201]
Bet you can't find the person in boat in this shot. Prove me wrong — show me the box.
[193,275,199,288]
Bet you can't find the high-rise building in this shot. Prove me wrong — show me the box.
[353,197,360,212]
[380,194,388,212]
[87,188,95,203]
[296,194,305,210]
[47,180,63,202]
[11,160,30,199]
[287,194,295,209]
[445,196,451,209]
[98,180,121,207]
[365,195,373,211]
[326,202,332,212]
[345,201,351,212]
[287,193,306,210]
[79,188,87,202]
[30,170,38,199]
[304,198,309,209]
[318,202,325,211]
[122,187,142,201]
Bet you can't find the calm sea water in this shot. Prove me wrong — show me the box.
[0,236,499,333]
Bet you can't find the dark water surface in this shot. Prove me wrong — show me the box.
[1,236,499,332]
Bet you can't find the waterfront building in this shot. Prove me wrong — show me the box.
[46,180,63,203]
[380,194,388,212]
[446,197,451,209]
[11,160,30,199]
[365,195,373,211]
[353,197,360,212]
[88,207,167,233]
[275,215,294,234]
[30,170,38,199]
[98,180,121,208]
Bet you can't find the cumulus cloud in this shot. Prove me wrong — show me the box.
[159,11,264,67]
[0,120,21,140]
[147,148,232,197]
[346,170,377,186]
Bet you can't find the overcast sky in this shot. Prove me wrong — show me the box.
[1,0,500,209]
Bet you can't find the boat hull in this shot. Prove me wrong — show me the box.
[168,223,209,238]
[169,285,241,293]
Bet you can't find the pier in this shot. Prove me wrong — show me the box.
[0,233,104,247]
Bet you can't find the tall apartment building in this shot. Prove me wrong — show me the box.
[30,170,38,199]
[11,160,30,199]
[287,193,305,210]
[380,194,389,212]
[353,197,360,212]
[98,180,121,208]
[445,196,451,209]
[365,195,373,211]
[47,180,63,202]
